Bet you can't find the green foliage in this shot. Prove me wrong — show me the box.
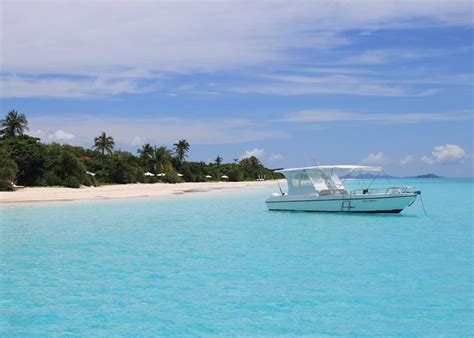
[93,131,115,156]
[0,111,281,188]
[0,148,18,191]
[2,135,45,185]
[227,168,243,182]
[0,110,29,138]
[64,176,81,188]
[173,139,190,166]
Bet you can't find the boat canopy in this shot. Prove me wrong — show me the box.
[275,165,382,174]
[274,165,382,196]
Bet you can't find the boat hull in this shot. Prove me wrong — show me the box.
[266,193,417,213]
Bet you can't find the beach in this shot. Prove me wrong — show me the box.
[0,181,276,205]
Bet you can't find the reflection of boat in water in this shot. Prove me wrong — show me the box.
[266,165,420,213]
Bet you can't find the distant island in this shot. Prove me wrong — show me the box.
[341,173,442,179]
[410,174,442,178]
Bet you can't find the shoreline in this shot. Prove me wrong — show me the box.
[0,181,277,206]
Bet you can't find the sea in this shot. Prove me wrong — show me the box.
[1,178,473,336]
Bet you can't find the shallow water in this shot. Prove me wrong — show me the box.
[1,179,473,336]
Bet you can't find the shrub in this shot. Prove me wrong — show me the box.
[0,150,18,191]
[228,168,243,182]
[64,176,81,188]
[42,171,62,186]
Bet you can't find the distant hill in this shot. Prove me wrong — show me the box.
[340,173,442,179]
[410,173,442,178]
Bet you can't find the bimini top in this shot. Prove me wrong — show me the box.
[274,165,382,196]
[275,165,382,174]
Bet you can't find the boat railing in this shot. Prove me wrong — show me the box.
[350,186,415,195]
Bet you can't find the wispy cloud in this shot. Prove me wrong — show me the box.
[280,109,473,123]
[400,155,415,166]
[229,74,440,97]
[27,116,287,147]
[0,75,156,98]
[361,152,386,165]
[1,1,472,97]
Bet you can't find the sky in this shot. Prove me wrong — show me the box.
[1,0,473,176]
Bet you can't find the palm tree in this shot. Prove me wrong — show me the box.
[152,146,172,173]
[94,132,115,156]
[138,143,154,159]
[173,139,190,165]
[0,110,29,138]
[215,155,223,166]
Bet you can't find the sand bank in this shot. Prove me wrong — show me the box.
[0,181,277,205]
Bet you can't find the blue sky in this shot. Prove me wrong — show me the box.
[1,1,473,176]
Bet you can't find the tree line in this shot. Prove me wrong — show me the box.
[0,110,279,190]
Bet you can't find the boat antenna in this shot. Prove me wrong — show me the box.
[304,152,311,167]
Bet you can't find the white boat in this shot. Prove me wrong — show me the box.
[266,165,420,213]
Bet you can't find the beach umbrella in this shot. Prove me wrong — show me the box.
[143,172,155,177]
[221,175,229,179]
[177,173,184,177]
[86,171,96,176]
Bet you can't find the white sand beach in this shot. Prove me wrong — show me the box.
[0,181,277,205]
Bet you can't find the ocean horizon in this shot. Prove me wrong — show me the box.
[1,178,472,336]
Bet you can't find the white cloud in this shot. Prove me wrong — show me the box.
[0,75,149,98]
[1,1,471,76]
[280,109,472,123]
[269,153,284,161]
[130,136,142,146]
[361,152,385,165]
[422,144,466,164]
[240,148,265,160]
[48,130,76,141]
[400,154,415,165]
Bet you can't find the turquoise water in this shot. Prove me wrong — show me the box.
[1,179,473,336]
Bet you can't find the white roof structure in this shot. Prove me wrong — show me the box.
[205,175,212,178]
[275,165,383,196]
[86,171,96,176]
[275,165,382,174]
[177,173,184,177]
[221,175,229,179]
[143,172,155,176]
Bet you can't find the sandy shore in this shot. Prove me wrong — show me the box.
[0,181,277,205]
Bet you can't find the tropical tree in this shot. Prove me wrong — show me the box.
[215,155,223,166]
[173,139,190,165]
[138,143,154,159]
[152,146,173,173]
[0,110,29,138]
[93,132,115,156]
[137,143,154,169]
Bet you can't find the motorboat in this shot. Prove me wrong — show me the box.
[266,165,420,213]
